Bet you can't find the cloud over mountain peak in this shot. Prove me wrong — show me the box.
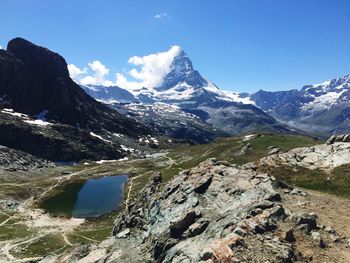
[68,45,183,90]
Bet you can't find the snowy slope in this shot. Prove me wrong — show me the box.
[81,84,138,104]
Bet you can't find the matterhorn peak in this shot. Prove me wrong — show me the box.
[156,46,208,91]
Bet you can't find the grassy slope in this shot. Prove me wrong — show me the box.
[268,164,350,198]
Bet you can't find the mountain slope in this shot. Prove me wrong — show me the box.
[113,103,224,143]
[81,84,138,104]
[0,38,148,136]
[250,74,350,137]
[0,38,152,161]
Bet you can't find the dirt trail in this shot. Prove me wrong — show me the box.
[0,166,100,261]
[284,189,350,263]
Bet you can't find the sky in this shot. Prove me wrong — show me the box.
[1,0,350,92]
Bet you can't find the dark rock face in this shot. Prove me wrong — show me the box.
[0,38,154,161]
[0,38,148,136]
[0,111,124,161]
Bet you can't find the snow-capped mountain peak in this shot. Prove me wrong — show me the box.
[124,46,251,105]
[157,48,208,91]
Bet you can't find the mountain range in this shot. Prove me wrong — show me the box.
[250,75,350,137]
[82,47,296,140]
[81,46,350,139]
[1,37,349,163]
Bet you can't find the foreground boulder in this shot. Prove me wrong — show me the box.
[326,134,350,144]
[258,142,350,171]
[108,159,296,262]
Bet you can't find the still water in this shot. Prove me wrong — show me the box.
[40,175,128,218]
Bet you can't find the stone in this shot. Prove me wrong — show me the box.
[268,147,281,155]
[325,226,336,234]
[311,231,326,248]
[283,228,296,242]
[290,188,308,196]
[169,210,200,238]
[152,172,162,184]
[189,219,209,236]
[295,213,317,232]
[194,174,212,194]
[116,228,130,239]
[330,234,342,243]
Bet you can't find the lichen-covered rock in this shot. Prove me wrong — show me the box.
[108,159,300,262]
[326,134,350,144]
[258,142,350,171]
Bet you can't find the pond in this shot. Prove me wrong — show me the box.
[40,175,128,218]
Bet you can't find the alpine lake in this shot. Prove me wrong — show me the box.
[40,175,128,218]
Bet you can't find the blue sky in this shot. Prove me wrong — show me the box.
[1,0,350,92]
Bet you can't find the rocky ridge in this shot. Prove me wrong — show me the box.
[0,38,148,136]
[258,141,350,171]
[0,145,56,182]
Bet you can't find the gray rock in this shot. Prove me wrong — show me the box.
[283,228,296,242]
[296,213,317,232]
[311,231,326,248]
[268,147,281,155]
[327,133,350,144]
[116,228,130,239]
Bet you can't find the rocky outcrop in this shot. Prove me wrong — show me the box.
[259,142,350,171]
[326,134,350,144]
[0,145,54,171]
[0,144,56,181]
[50,155,350,262]
[107,159,298,262]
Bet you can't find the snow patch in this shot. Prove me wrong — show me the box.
[96,157,129,164]
[24,119,52,126]
[120,145,134,152]
[90,132,111,143]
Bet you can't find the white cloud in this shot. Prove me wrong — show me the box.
[81,61,110,85]
[67,64,86,79]
[154,12,168,19]
[68,45,181,90]
[116,45,181,90]
[68,60,112,86]
[0,45,3,49]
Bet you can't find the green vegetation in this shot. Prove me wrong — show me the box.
[267,164,350,198]
[13,234,68,258]
[164,134,320,179]
[0,220,33,241]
